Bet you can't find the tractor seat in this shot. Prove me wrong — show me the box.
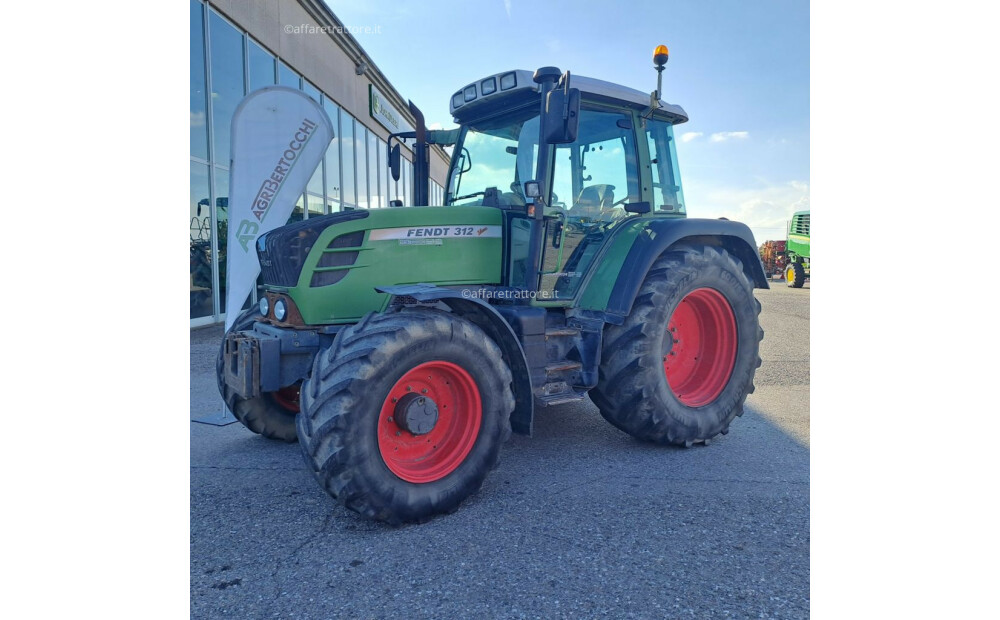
[572,184,615,217]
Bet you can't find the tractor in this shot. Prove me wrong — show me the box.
[217,46,769,524]
[784,210,810,287]
[758,239,787,280]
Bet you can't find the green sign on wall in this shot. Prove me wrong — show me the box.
[369,84,413,144]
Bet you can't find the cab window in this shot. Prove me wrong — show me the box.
[644,117,685,213]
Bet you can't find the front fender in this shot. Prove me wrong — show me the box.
[375,284,535,436]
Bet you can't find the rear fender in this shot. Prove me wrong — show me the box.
[603,218,769,319]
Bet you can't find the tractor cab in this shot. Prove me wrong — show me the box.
[426,68,691,300]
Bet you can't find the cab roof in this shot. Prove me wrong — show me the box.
[450,69,688,125]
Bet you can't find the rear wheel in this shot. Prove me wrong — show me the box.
[786,261,806,288]
[216,308,300,442]
[590,245,762,445]
[297,308,514,524]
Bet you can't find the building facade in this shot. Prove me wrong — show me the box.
[190,0,450,327]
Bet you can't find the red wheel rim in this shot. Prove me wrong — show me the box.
[663,288,738,407]
[377,361,482,484]
[270,385,300,413]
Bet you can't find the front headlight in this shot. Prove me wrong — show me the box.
[274,298,288,321]
[259,297,270,317]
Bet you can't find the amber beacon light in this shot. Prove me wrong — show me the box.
[653,44,669,67]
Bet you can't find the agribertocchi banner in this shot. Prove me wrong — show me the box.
[225,86,333,330]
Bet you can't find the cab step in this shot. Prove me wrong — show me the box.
[536,391,588,406]
[545,360,582,374]
[545,327,580,339]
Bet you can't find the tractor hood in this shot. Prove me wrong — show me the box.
[259,206,505,325]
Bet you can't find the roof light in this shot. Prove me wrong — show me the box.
[653,44,669,67]
[451,92,464,108]
[499,72,517,91]
[481,77,497,95]
[463,85,477,102]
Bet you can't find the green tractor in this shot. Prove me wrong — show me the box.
[784,210,810,288]
[218,50,769,524]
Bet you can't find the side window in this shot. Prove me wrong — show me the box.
[539,109,640,301]
[552,110,639,218]
[645,118,685,213]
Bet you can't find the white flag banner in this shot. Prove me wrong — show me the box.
[225,86,333,330]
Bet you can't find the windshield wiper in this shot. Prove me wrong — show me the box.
[449,191,485,204]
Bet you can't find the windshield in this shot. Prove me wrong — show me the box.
[446,107,539,208]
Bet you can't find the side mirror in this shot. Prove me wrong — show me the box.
[543,73,580,144]
[624,201,651,214]
[389,143,401,182]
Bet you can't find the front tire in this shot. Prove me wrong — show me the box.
[786,261,806,288]
[216,308,300,442]
[297,308,514,524]
[590,245,762,445]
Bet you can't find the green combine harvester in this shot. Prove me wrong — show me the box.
[785,210,810,287]
[218,46,770,523]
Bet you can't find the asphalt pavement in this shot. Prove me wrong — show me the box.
[190,279,810,619]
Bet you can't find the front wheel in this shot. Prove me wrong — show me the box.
[297,308,514,524]
[216,308,300,442]
[786,261,806,288]
[590,245,762,445]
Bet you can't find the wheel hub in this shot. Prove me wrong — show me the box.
[394,392,439,435]
[663,288,738,407]
[377,361,483,484]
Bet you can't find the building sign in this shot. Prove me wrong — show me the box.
[369,84,413,145]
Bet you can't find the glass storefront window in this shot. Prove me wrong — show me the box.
[306,193,325,217]
[190,162,213,318]
[190,0,209,160]
[341,116,356,207]
[356,124,368,208]
[303,80,320,102]
[399,159,407,206]
[215,167,231,313]
[307,143,324,215]
[209,11,245,166]
[323,99,341,212]
[404,159,413,206]
[383,141,391,206]
[368,131,381,208]
[248,40,275,92]
[278,61,299,88]
[289,195,305,224]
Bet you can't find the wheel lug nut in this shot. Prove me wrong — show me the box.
[421,388,428,394]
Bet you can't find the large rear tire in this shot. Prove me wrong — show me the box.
[786,261,806,288]
[590,245,762,445]
[216,308,300,442]
[297,308,514,524]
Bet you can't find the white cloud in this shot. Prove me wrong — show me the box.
[685,180,809,244]
[710,131,750,142]
[504,0,511,19]
[681,132,703,143]
[428,122,443,130]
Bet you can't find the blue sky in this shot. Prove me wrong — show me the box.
[326,0,809,245]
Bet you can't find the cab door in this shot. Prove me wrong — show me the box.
[536,107,642,303]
